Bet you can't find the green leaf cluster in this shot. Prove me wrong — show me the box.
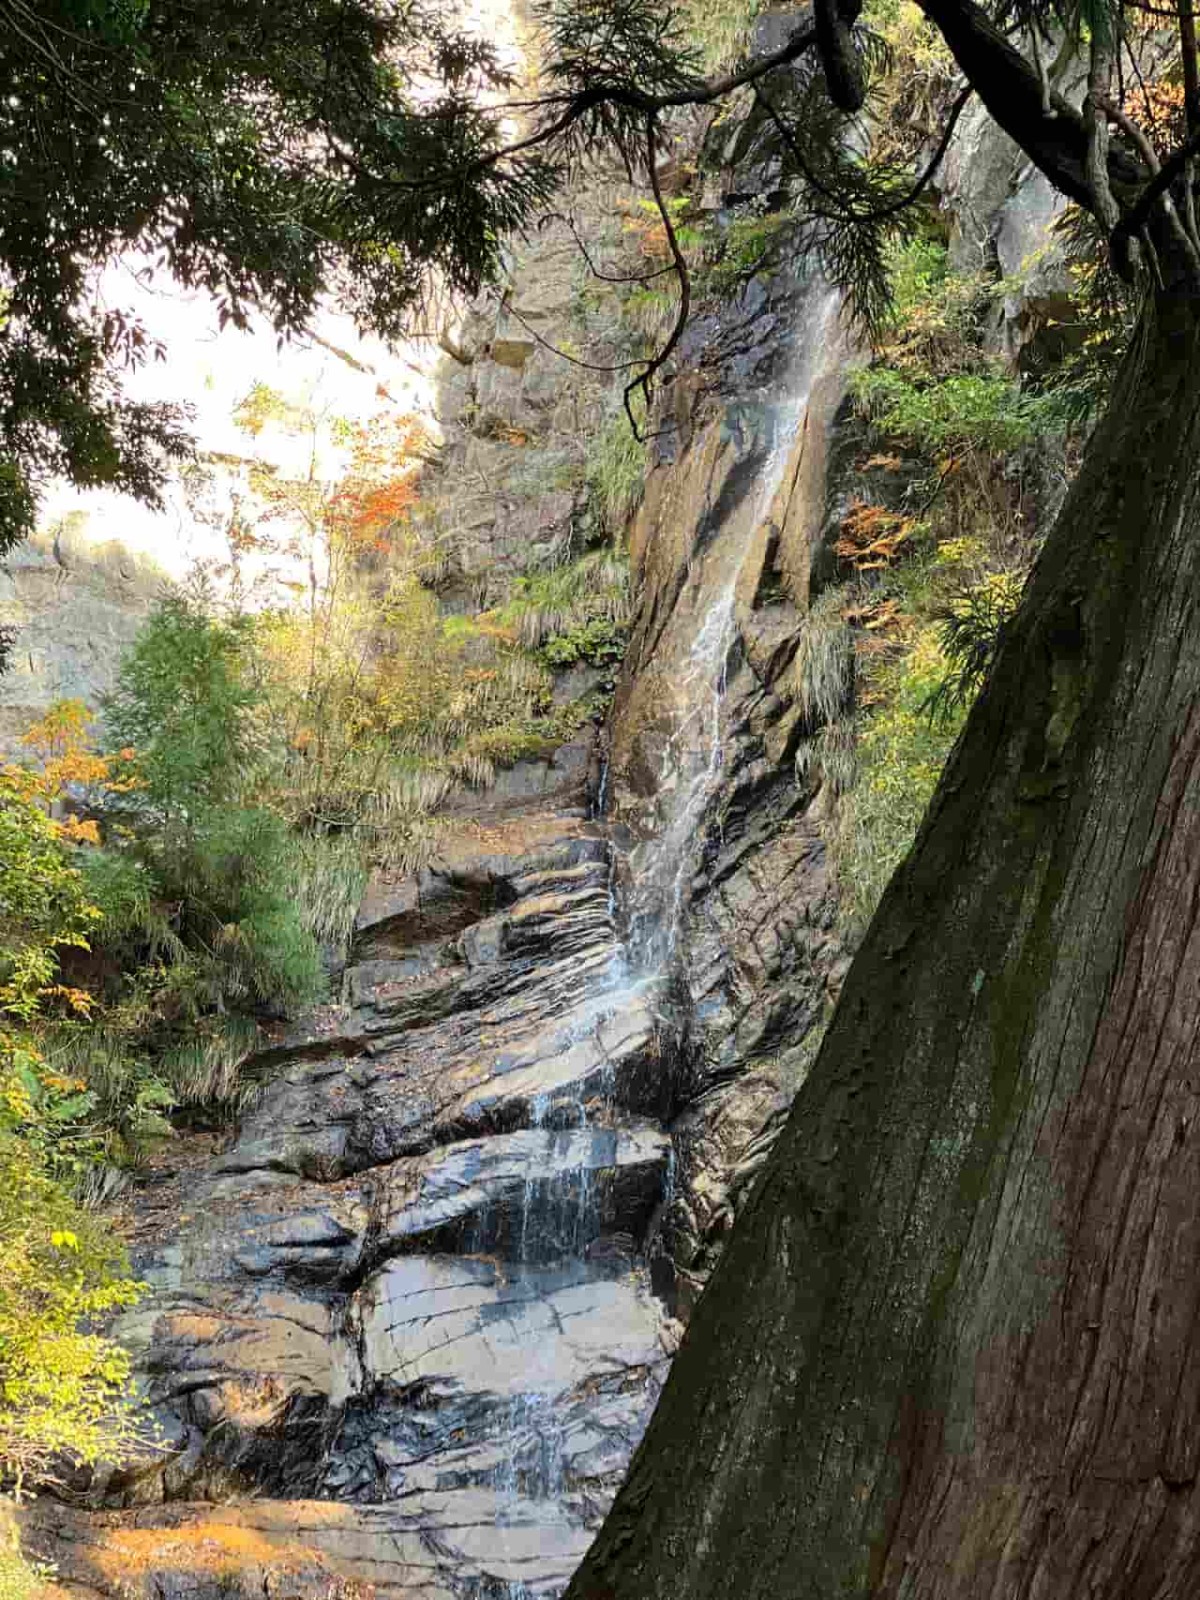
[850,239,1067,456]
[0,0,557,551]
[539,616,628,668]
[826,626,967,931]
[851,365,1064,455]
[0,788,145,1497]
[0,782,98,1024]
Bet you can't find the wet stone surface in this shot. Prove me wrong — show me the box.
[24,252,854,1600]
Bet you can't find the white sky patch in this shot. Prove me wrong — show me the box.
[38,0,530,581]
[41,262,442,580]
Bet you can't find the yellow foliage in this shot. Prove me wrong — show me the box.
[14,703,114,813]
[0,1134,145,1494]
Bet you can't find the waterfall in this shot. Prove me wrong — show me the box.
[52,276,850,1600]
[619,281,841,991]
[477,281,843,1597]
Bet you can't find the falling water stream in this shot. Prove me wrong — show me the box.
[488,283,840,1599]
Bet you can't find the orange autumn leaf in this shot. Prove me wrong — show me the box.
[835,499,916,570]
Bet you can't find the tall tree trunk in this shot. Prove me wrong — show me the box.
[567,283,1200,1598]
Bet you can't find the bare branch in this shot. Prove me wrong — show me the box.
[1099,93,1200,275]
[485,293,646,374]
[539,210,678,285]
[754,81,973,224]
[1084,27,1121,231]
[1112,125,1200,250]
[624,111,691,441]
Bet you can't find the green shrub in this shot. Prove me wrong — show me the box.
[105,594,258,822]
[495,550,631,650]
[155,805,323,1010]
[850,366,1063,456]
[0,777,98,1024]
[0,1545,46,1600]
[0,1131,144,1495]
[101,598,323,1022]
[827,628,966,931]
[586,413,647,538]
[539,616,627,669]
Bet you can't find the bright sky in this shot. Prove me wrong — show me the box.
[40,264,441,579]
[39,0,527,581]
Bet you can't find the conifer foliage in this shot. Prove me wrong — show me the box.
[0,0,554,553]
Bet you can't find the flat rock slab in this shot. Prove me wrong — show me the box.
[373,1123,670,1257]
[357,1255,666,1399]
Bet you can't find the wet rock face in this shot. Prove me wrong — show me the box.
[24,266,859,1600]
[34,788,678,1599]
[22,264,865,1600]
[608,272,854,1311]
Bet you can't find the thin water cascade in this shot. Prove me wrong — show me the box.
[482,280,841,1599]
[22,257,861,1600]
[618,300,839,991]
[622,575,741,980]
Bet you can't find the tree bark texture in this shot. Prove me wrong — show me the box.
[566,287,1200,1598]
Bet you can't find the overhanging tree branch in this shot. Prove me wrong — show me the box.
[380,19,819,194]
[916,0,1143,210]
[1113,124,1200,241]
[538,210,678,285]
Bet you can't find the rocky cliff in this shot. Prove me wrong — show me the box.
[0,519,168,757]
[22,256,866,1600]
[18,49,1070,1599]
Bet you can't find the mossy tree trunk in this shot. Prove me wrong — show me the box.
[567,283,1200,1597]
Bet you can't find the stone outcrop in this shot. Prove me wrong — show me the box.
[33,768,679,1599]
[607,271,855,1309]
[939,87,1078,364]
[422,174,641,610]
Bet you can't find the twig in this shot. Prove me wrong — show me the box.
[379,22,819,194]
[539,211,677,285]
[1097,87,1200,273]
[485,292,645,374]
[754,82,973,223]
[1113,125,1200,243]
[623,110,692,440]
